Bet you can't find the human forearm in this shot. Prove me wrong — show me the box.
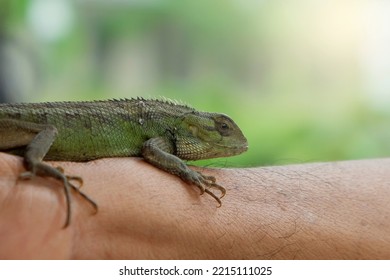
[75,158,390,259]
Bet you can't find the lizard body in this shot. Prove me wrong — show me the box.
[0,98,248,227]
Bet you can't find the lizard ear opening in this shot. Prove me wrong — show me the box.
[189,124,199,137]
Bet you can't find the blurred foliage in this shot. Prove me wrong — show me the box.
[1,0,390,167]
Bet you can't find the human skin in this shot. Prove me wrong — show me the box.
[0,152,389,259]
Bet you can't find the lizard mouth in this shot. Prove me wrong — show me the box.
[215,142,248,156]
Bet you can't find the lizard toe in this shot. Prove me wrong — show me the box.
[18,171,37,180]
[204,189,222,207]
[208,182,226,199]
[66,175,83,188]
[194,173,226,205]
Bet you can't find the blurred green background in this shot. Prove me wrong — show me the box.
[1,0,390,167]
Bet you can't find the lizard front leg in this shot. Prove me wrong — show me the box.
[0,119,97,228]
[142,137,226,206]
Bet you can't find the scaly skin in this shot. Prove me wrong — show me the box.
[0,98,248,228]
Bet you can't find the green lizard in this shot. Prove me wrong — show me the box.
[0,98,248,228]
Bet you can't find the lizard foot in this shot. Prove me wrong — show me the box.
[19,163,97,228]
[191,172,226,207]
[19,166,82,185]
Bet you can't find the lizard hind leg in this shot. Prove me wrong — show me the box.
[17,122,96,228]
[0,119,97,227]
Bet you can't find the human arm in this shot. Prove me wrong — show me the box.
[1,152,389,259]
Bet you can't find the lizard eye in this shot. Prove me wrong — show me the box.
[220,122,229,131]
[216,121,231,136]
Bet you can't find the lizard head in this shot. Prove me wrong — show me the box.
[175,112,248,160]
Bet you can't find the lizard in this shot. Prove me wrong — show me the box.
[0,98,248,228]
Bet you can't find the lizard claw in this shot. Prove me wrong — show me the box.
[204,189,222,207]
[191,172,226,206]
[208,182,226,199]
